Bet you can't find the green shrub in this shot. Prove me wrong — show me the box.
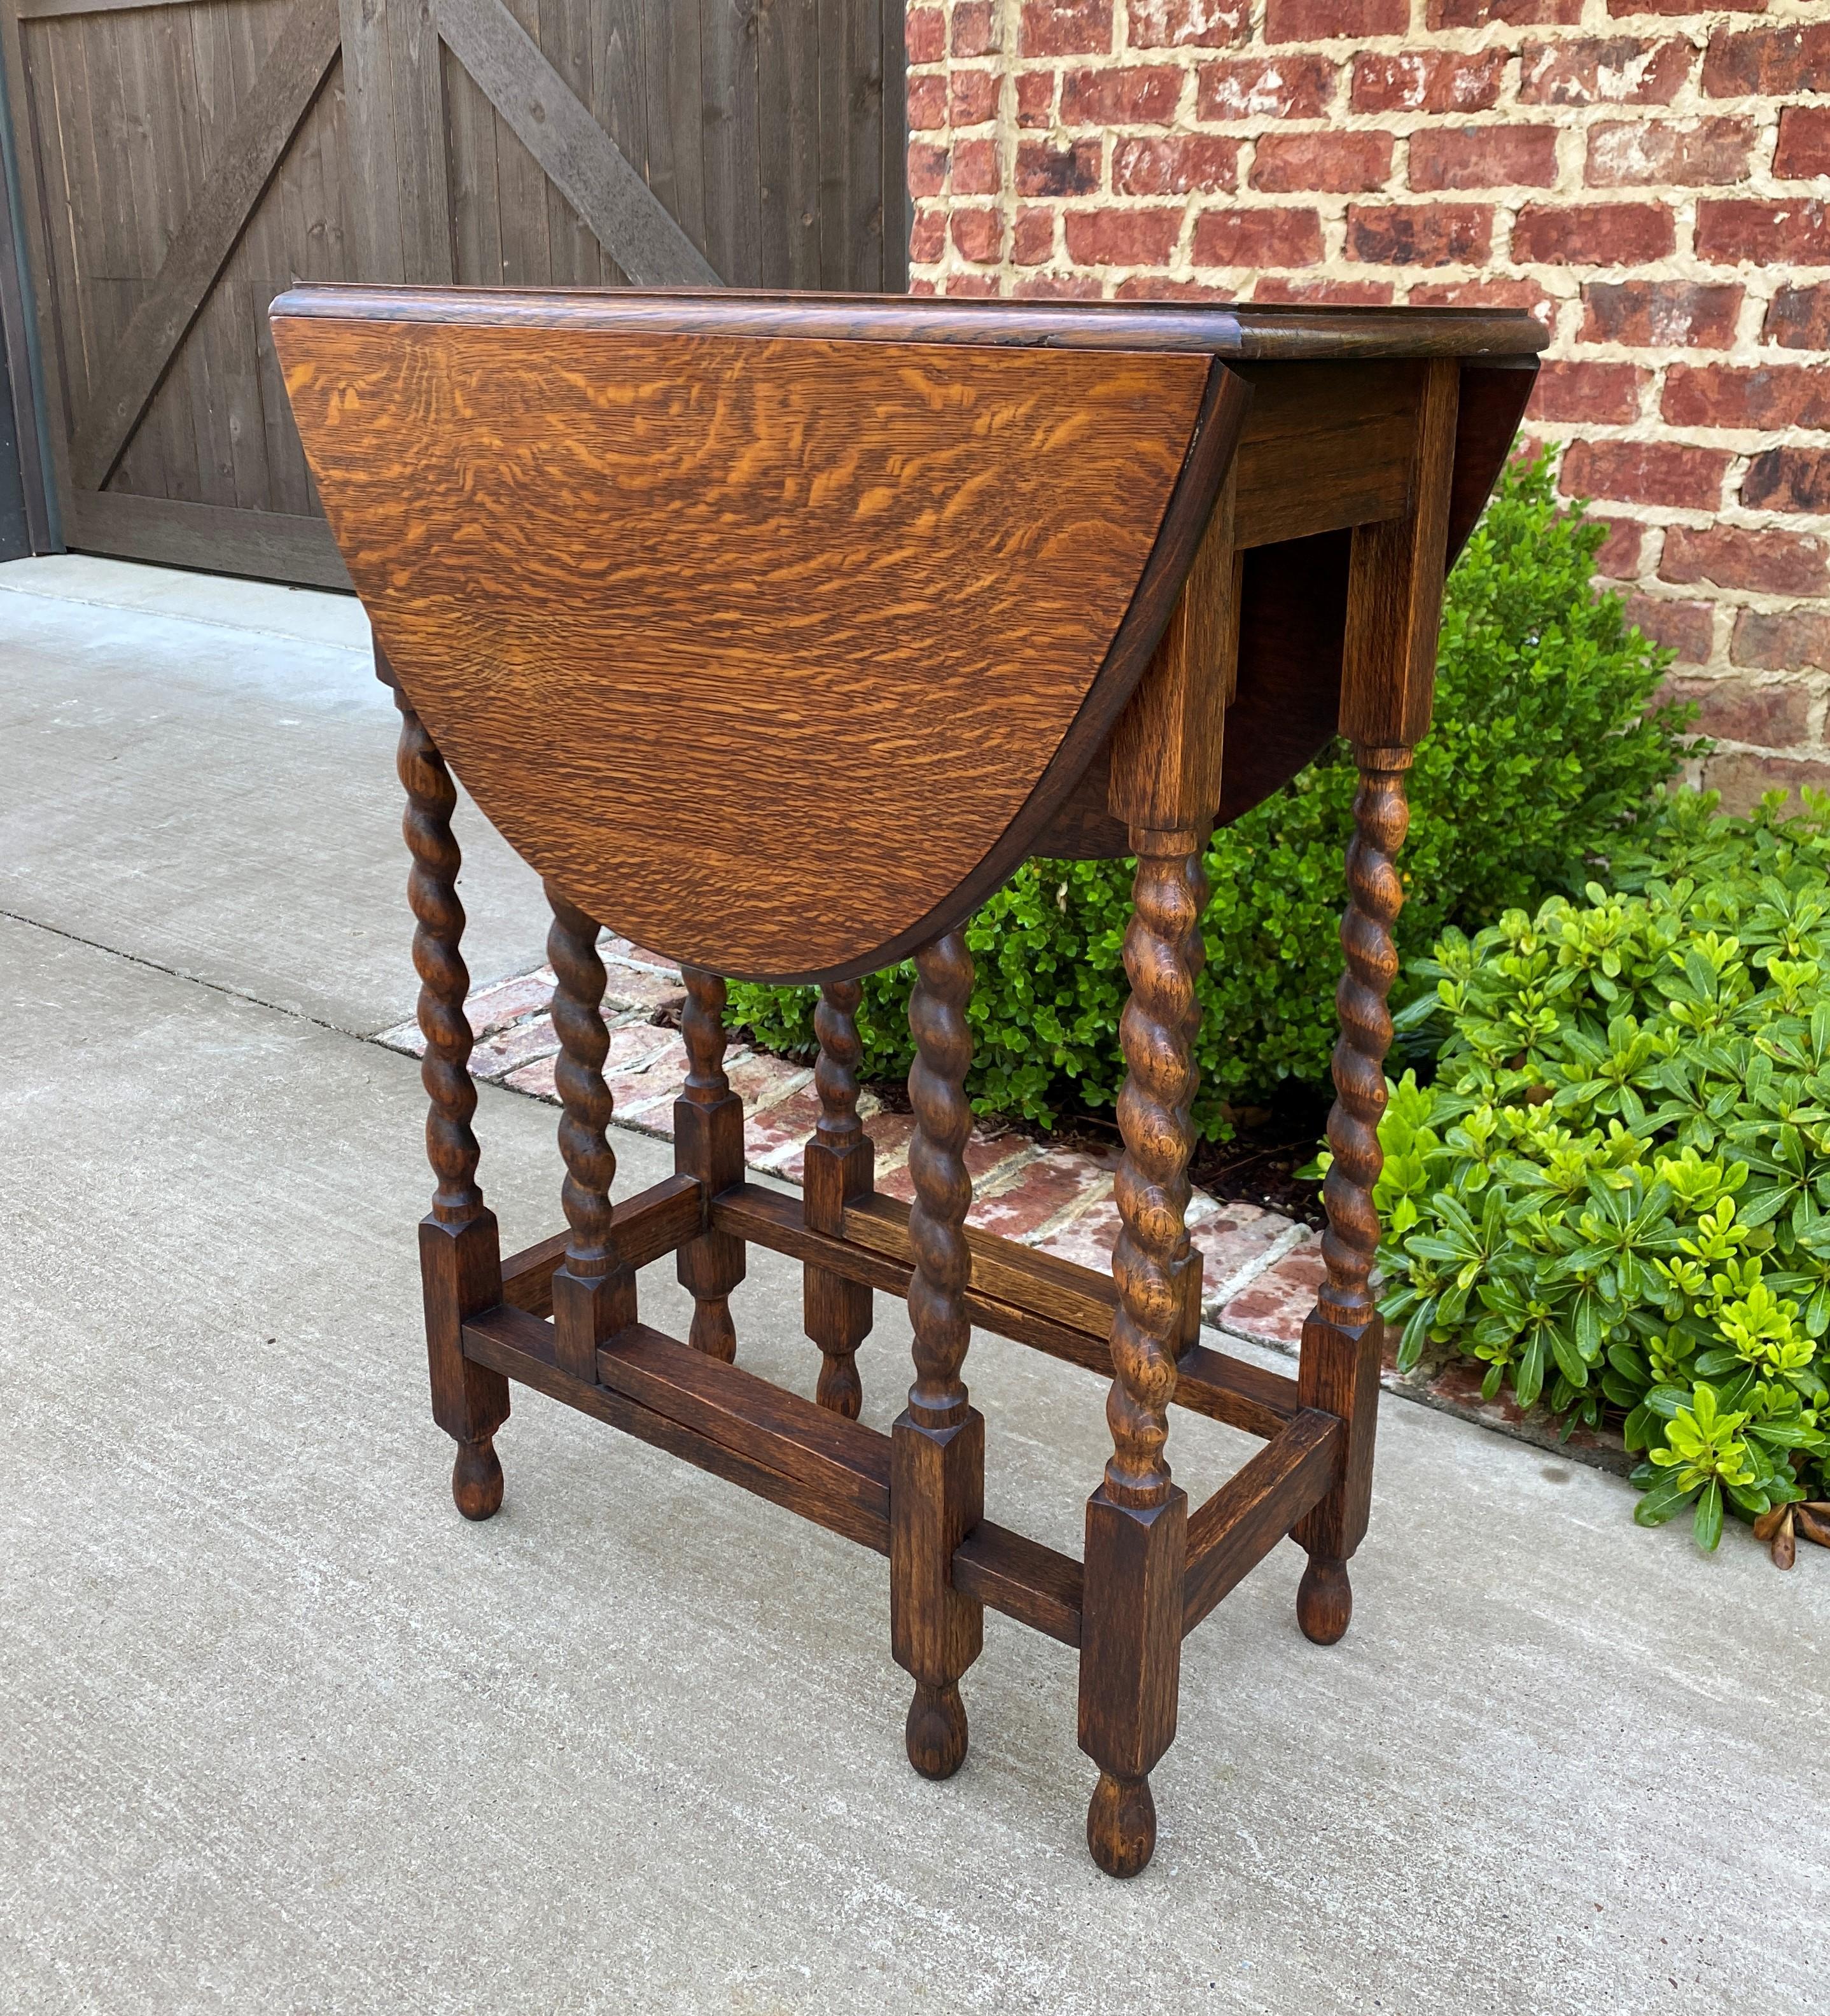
[729,456,1698,1136]
[1366,788,1830,1550]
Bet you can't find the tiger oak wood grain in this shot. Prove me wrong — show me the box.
[275,311,1217,980]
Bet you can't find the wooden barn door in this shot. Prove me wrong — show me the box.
[0,0,906,587]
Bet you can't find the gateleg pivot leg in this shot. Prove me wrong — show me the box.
[1079,827,1200,1877]
[1297,359,1456,1642]
[804,980,874,1415]
[675,969,746,1361]
[389,662,510,1517]
[891,931,982,1780]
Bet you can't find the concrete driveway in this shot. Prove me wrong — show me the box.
[2,557,1825,2016]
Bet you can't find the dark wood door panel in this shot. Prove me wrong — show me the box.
[0,0,907,584]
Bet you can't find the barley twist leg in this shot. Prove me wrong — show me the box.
[892,930,982,1781]
[1296,748,1411,1646]
[1081,826,1200,1879]
[393,678,508,1518]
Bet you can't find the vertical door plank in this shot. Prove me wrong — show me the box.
[538,0,603,284]
[842,0,881,288]
[445,40,508,283]
[756,0,818,287]
[590,0,648,285]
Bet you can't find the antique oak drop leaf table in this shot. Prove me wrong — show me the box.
[273,288,1544,1877]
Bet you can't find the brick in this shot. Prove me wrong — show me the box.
[1012,206,1055,265]
[1016,71,1053,126]
[1115,134,1241,195]
[1703,753,1830,818]
[1775,108,1830,182]
[1411,125,1558,192]
[1560,439,1729,511]
[1019,0,1113,56]
[909,206,946,262]
[1764,285,1830,352]
[1347,202,1493,267]
[1702,22,1830,99]
[906,74,946,131]
[1063,206,1182,265]
[949,67,998,126]
[1592,515,1644,577]
[1266,0,1404,38]
[949,207,1003,263]
[951,0,998,54]
[1017,138,1102,197]
[1219,1239,1324,1348]
[1409,276,1558,328]
[1430,0,1581,21]
[1661,526,1829,597]
[967,1149,1117,1241]
[941,272,1002,296]
[905,6,944,64]
[1584,118,1754,187]
[1696,200,1830,265]
[1192,204,1324,267]
[1012,272,1105,299]
[1197,53,1337,120]
[1127,0,1247,49]
[950,138,1000,197]
[1114,275,1230,299]
[1626,600,1715,668]
[1731,608,1830,674]
[1742,449,1830,515]
[1352,50,1505,113]
[1612,0,1763,11]
[1062,64,1182,124]
[907,141,947,199]
[1253,275,1395,305]
[1512,201,1673,264]
[1662,365,1830,432]
[1580,279,1741,347]
[1519,36,1691,106]
[1662,672,1813,747]
[1526,360,1645,424]
[1251,130,1393,194]
[907,276,939,295]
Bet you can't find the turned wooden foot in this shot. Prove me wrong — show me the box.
[1297,1553,1352,1644]
[1087,1769,1157,1879]
[452,1436,504,1520]
[688,1298,738,1362]
[905,1680,968,1780]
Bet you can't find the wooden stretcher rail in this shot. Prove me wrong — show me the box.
[1182,1410,1344,1639]
[461,1299,1087,1646]
[713,1182,1301,1441]
[501,1172,704,1315]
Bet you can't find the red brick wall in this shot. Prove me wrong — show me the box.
[905,1,1830,808]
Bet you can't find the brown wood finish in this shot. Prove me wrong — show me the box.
[390,673,511,1516]
[1181,1411,1343,1637]
[804,981,874,1416]
[499,1173,704,1317]
[716,1180,1302,1441]
[891,931,983,1781]
[674,970,746,1361]
[314,295,1535,1877]
[546,883,636,1382]
[275,304,1236,981]
[1294,360,1459,1649]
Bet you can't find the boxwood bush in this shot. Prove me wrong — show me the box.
[729,457,1698,1138]
[1369,789,1830,1550]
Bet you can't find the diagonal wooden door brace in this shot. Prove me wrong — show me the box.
[68,0,342,493]
[433,0,720,290]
